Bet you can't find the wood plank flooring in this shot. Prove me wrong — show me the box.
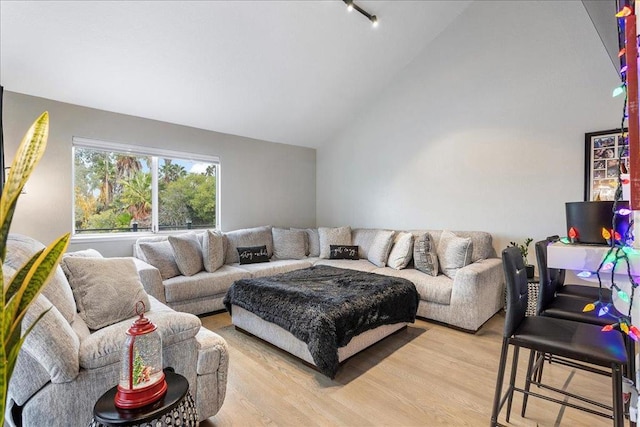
[200,311,614,426]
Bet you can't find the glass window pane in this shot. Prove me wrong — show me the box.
[158,158,216,231]
[74,147,152,234]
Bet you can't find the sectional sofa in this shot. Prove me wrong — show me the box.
[133,226,504,332]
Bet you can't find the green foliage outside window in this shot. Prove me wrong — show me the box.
[74,147,217,233]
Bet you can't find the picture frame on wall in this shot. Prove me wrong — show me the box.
[584,128,629,201]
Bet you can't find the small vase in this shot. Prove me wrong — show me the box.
[526,264,535,279]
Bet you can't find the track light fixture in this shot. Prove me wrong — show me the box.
[343,0,378,27]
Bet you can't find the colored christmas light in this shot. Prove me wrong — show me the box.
[583,303,595,312]
[621,65,629,74]
[616,5,632,17]
[577,271,592,278]
[569,227,578,239]
[602,324,615,332]
[560,237,570,244]
[629,331,638,341]
[613,85,626,97]
[617,208,632,216]
[621,322,630,333]
[602,228,612,240]
[601,262,614,271]
[619,47,626,57]
[599,305,610,317]
[619,289,631,303]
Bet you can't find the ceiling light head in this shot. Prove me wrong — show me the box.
[371,15,378,27]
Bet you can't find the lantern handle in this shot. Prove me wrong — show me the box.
[135,300,146,317]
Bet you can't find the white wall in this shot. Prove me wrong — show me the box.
[317,0,622,263]
[3,92,316,256]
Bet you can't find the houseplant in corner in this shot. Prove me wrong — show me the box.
[0,112,70,426]
[509,238,534,279]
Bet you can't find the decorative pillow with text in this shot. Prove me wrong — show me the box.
[329,245,359,260]
[237,245,270,264]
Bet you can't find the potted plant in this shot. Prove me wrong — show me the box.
[0,112,70,426]
[509,238,535,279]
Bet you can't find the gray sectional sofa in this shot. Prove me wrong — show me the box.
[4,234,229,427]
[133,226,504,332]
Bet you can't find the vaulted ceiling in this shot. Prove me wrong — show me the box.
[0,1,472,148]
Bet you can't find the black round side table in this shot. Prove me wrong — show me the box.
[90,370,198,427]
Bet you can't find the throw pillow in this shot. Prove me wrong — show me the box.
[329,245,359,260]
[414,233,439,276]
[202,229,225,272]
[138,241,181,280]
[318,226,352,259]
[437,230,474,279]
[62,257,151,330]
[168,232,204,276]
[367,230,396,268]
[272,228,307,260]
[224,226,273,264]
[291,228,320,257]
[237,245,270,264]
[388,232,414,270]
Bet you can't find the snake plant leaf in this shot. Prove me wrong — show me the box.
[0,112,49,260]
[4,248,44,298]
[6,234,69,337]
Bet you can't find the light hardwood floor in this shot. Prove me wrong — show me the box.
[200,311,614,426]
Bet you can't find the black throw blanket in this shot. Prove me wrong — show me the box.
[224,265,419,378]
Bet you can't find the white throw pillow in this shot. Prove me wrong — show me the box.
[138,241,181,280]
[291,228,320,257]
[318,226,352,259]
[168,232,204,276]
[202,230,225,272]
[367,230,396,268]
[272,228,307,259]
[62,257,151,330]
[437,230,473,279]
[388,232,414,270]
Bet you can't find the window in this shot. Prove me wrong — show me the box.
[73,138,219,236]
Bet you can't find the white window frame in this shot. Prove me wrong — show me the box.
[71,137,220,241]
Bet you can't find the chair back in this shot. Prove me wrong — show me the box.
[502,246,529,337]
[535,239,567,313]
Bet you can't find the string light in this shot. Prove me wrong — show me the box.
[613,85,626,97]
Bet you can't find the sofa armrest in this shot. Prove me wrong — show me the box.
[132,257,167,304]
[194,327,229,419]
[449,258,504,330]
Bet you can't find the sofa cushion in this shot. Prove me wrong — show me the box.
[318,226,351,259]
[367,230,395,268]
[414,232,439,277]
[329,245,359,260]
[225,226,273,264]
[169,232,204,276]
[272,228,306,260]
[374,267,453,305]
[436,230,473,279]
[313,258,377,272]
[388,232,414,270]
[235,259,314,278]
[237,245,270,264]
[202,230,225,272]
[163,265,251,303]
[79,309,202,370]
[138,240,181,280]
[62,257,151,330]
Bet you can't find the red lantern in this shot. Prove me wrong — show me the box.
[114,302,167,409]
